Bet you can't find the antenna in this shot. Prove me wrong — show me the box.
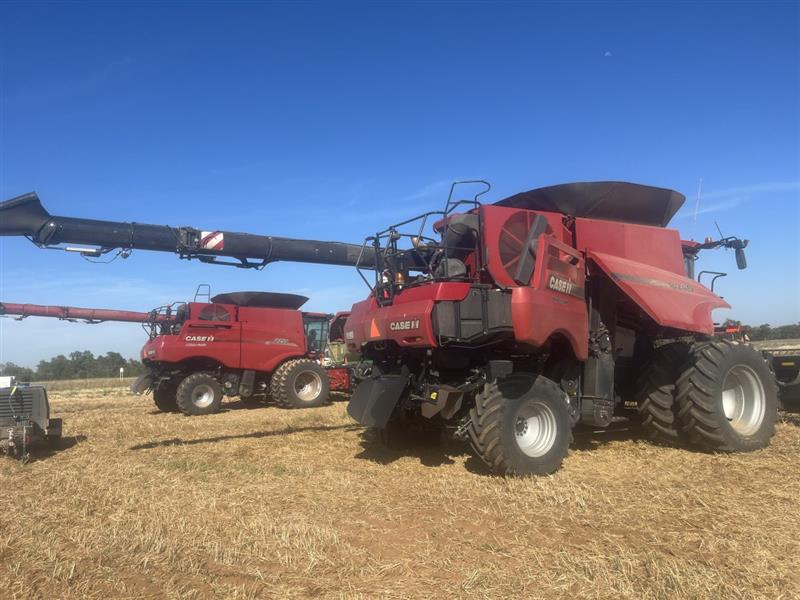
[693,177,703,224]
[715,221,725,238]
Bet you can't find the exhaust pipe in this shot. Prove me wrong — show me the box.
[0,192,374,269]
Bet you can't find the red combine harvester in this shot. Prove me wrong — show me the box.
[0,181,777,475]
[0,295,352,415]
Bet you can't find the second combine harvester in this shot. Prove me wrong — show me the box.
[0,181,777,475]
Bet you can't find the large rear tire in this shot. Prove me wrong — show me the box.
[676,341,777,451]
[176,372,224,416]
[270,359,330,408]
[636,343,690,443]
[467,373,572,476]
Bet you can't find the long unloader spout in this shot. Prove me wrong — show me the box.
[0,192,374,269]
[0,302,172,324]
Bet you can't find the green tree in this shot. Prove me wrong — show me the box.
[0,362,36,381]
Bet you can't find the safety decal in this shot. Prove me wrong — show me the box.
[200,231,225,251]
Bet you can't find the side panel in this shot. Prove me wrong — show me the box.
[511,235,589,360]
[344,283,472,352]
[574,218,685,275]
[238,307,306,372]
[588,251,730,334]
[142,303,242,367]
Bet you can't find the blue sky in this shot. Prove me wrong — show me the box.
[1,1,798,367]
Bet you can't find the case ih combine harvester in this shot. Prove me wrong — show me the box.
[0,181,777,475]
[0,296,352,415]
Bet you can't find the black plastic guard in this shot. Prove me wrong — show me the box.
[347,376,408,427]
[130,373,154,395]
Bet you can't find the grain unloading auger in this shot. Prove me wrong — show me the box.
[0,301,174,325]
[0,191,375,269]
[0,182,776,475]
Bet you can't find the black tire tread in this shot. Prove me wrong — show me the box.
[636,343,690,443]
[467,374,572,475]
[676,340,777,451]
[153,378,181,412]
[270,359,329,408]
[176,372,223,416]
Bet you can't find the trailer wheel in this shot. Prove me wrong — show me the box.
[270,359,330,408]
[636,343,690,443]
[467,373,572,476]
[176,372,224,416]
[153,379,181,412]
[676,341,778,451]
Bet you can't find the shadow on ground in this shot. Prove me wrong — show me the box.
[144,397,348,417]
[18,435,88,463]
[354,419,684,475]
[355,429,472,469]
[130,424,360,450]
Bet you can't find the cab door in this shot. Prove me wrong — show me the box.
[180,303,241,367]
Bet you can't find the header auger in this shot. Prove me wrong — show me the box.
[0,181,776,475]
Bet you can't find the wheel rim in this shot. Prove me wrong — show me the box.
[294,371,322,402]
[514,401,558,458]
[191,384,216,408]
[721,364,766,436]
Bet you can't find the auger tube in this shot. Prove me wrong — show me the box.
[0,192,374,269]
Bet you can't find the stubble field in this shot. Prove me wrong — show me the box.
[1,385,799,599]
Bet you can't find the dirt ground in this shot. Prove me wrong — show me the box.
[1,387,799,600]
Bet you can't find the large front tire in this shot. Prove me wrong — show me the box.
[270,359,330,408]
[467,373,572,476]
[176,373,224,416]
[676,341,777,451]
[153,377,181,412]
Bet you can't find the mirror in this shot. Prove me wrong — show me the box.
[735,247,747,270]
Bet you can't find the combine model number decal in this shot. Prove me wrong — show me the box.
[548,275,575,296]
[389,319,420,331]
[185,335,215,342]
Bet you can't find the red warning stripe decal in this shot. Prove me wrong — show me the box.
[200,231,225,251]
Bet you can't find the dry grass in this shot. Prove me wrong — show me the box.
[1,388,799,599]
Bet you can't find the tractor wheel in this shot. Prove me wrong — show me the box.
[176,372,224,416]
[270,359,330,408]
[636,342,690,443]
[467,373,572,476]
[676,341,777,451]
[153,378,181,412]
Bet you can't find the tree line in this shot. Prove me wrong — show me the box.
[2,322,797,382]
[0,351,146,382]
[722,320,800,341]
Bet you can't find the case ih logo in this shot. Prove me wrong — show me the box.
[548,275,575,296]
[200,231,225,251]
[185,335,215,342]
[389,319,420,331]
